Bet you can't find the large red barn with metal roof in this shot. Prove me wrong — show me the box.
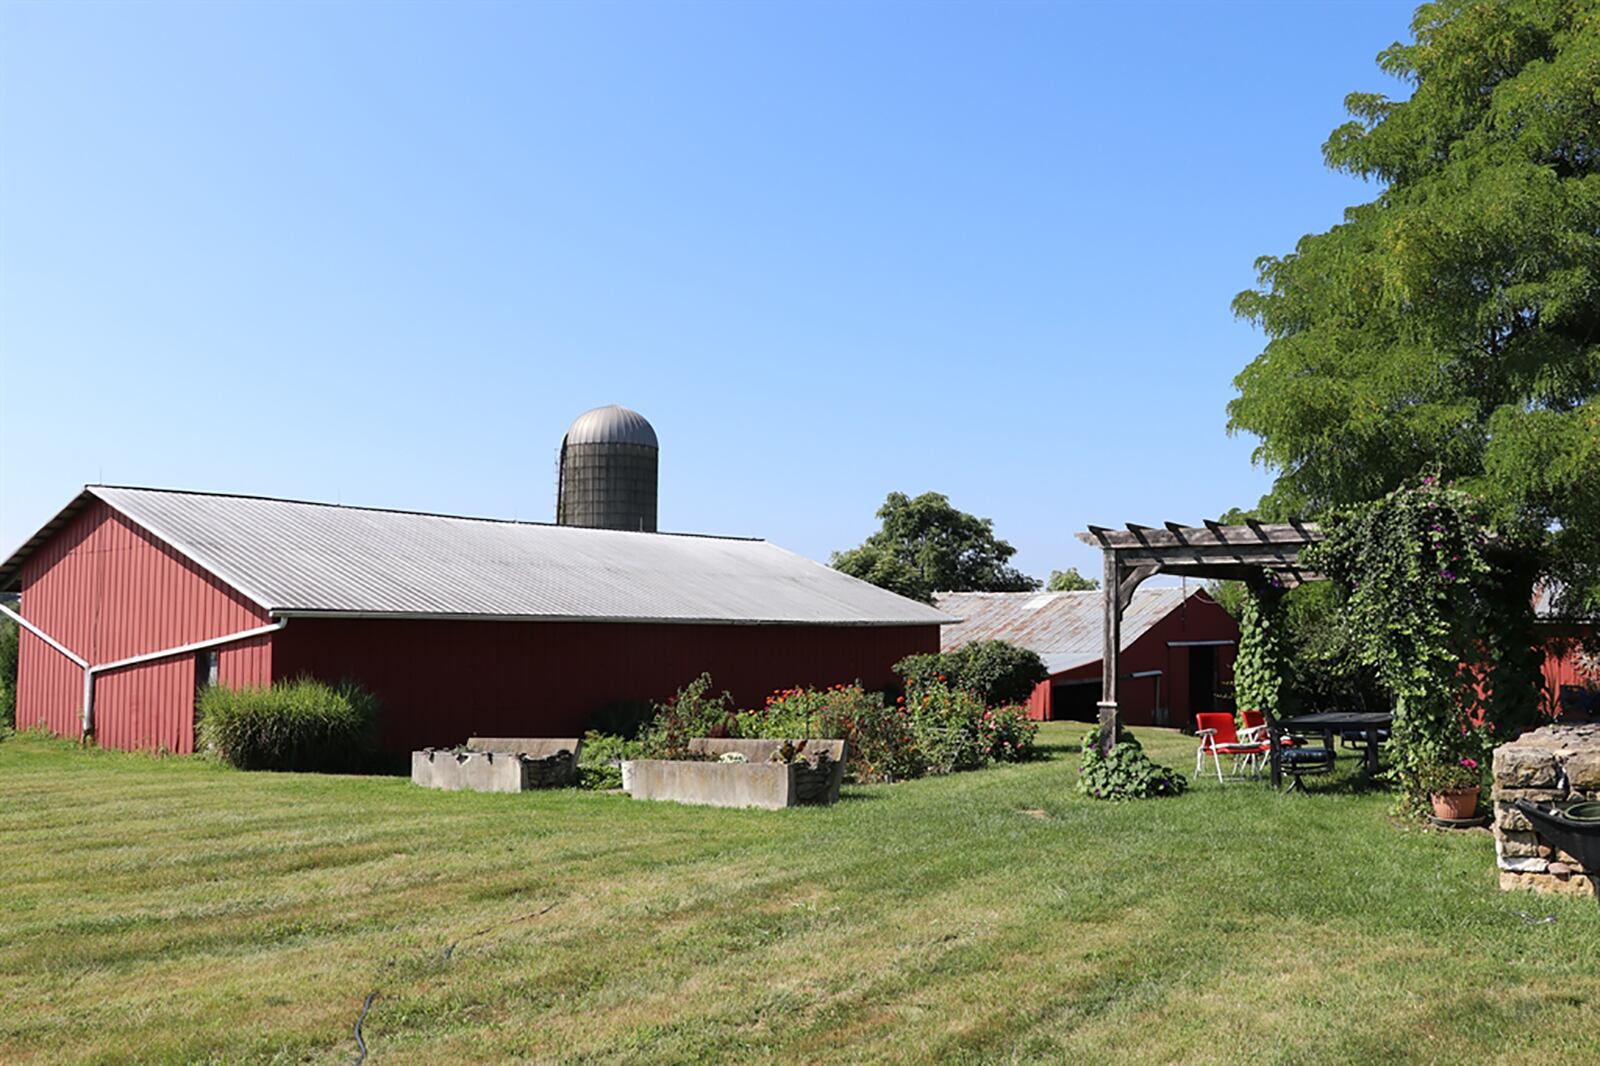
[935,587,1239,728]
[1,485,948,753]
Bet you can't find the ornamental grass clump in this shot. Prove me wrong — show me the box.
[197,678,378,772]
[1078,727,1188,801]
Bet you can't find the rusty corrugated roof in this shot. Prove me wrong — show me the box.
[934,587,1208,674]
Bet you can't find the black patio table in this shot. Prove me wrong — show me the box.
[1269,710,1393,789]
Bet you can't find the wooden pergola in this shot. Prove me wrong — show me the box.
[1076,520,1324,749]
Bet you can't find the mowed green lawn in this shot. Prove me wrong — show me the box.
[2,726,1597,1065]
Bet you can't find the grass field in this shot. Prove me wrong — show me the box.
[2,724,1597,1064]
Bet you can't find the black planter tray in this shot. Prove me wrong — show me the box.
[1428,813,1491,829]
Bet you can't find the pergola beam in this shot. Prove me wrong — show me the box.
[1081,519,1324,753]
[1076,522,1322,551]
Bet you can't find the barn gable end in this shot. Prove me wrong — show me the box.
[14,499,272,752]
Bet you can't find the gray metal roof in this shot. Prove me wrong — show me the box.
[563,405,659,447]
[934,587,1210,673]
[1,486,951,627]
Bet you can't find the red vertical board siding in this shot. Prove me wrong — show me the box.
[95,658,195,753]
[14,501,272,752]
[274,618,939,752]
[1044,593,1240,728]
[1540,625,1597,719]
[15,634,82,738]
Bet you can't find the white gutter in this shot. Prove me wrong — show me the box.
[0,602,87,669]
[0,603,286,736]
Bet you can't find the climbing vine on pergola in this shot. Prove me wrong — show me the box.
[1076,518,1323,751]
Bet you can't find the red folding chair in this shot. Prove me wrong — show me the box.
[1239,709,1295,746]
[1195,711,1268,783]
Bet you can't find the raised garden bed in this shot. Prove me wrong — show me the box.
[412,738,580,792]
[627,738,848,809]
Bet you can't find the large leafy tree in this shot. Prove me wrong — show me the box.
[1229,0,1600,617]
[832,492,1039,603]
[1046,567,1100,592]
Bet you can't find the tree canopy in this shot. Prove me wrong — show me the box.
[1046,567,1099,592]
[831,492,1038,603]
[1228,0,1600,617]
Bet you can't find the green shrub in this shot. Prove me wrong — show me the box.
[1078,728,1188,800]
[906,679,989,774]
[895,641,1047,707]
[731,683,924,783]
[978,703,1038,762]
[731,686,835,739]
[197,678,378,772]
[639,673,736,759]
[0,615,17,731]
[577,730,643,790]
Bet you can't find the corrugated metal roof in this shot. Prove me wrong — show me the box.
[934,587,1207,671]
[1,486,952,627]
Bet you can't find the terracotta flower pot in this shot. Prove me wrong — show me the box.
[1430,786,1480,820]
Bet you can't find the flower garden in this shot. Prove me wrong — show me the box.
[575,644,1044,797]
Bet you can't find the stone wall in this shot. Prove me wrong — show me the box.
[1492,723,1600,898]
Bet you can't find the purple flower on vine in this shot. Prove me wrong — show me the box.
[1440,569,1455,582]
[1422,475,1437,487]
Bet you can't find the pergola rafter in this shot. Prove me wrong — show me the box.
[1077,520,1324,750]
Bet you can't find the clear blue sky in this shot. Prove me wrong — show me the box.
[0,0,1412,583]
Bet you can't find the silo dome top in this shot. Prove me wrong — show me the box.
[563,404,658,448]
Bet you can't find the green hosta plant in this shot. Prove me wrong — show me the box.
[576,730,642,790]
[1078,727,1188,801]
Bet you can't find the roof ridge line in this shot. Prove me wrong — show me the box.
[86,485,765,543]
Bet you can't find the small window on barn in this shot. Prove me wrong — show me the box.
[195,650,220,698]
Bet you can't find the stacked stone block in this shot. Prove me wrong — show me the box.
[1492,723,1600,898]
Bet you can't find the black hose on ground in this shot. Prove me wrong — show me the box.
[351,990,380,1065]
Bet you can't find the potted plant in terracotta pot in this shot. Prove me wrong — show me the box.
[1418,755,1485,820]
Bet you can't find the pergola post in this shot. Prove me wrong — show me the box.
[1079,519,1324,761]
[1097,549,1122,753]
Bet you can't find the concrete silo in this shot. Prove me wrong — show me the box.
[556,405,659,532]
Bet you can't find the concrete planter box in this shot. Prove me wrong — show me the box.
[688,738,847,805]
[412,750,528,793]
[467,737,581,788]
[628,759,798,810]
[628,739,848,809]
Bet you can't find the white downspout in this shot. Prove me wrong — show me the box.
[0,603,286,737]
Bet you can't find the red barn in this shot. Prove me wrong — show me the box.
[1535,588,1598,721]
[935,587,1239,728]
[0,486,948,753]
